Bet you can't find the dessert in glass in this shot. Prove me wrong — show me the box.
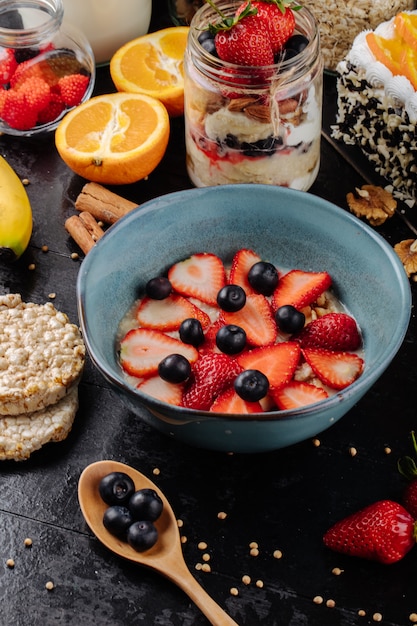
[184,0,323,190]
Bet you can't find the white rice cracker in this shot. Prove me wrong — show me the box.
[0,385,79,461]
[0,294,85,415]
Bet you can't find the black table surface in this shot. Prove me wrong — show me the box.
[1,7,417,626]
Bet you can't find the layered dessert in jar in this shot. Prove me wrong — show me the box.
[184,0,323,190]
[332,10,417,204]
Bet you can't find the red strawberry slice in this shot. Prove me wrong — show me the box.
[271,380,329,410]
[228,248,262,295]
[136,294,211,332]
[168,253,226,306]
[237,342,300,389]
[182,352,242,410]
[120,328,198,377]
[296,312,362,351]
[210,387,263,413]
[323,500,417,564]
[199,318,223,353]
[272,269,332,310]
[302,348,364,390]
[137,375,184,406]
[223,293,277,347]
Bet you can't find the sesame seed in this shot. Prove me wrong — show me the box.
[409,613,417,623]
[22,178,30,186]
[217,512,227,520]
[180,536,187,544]
[28,263,36,271]
[48,293,56,299]
[41,245,49,252]
[372,613,383,622]
[358,609,366,617]
[177,519,183,528]
[24,538,32,547]
[255,580,264,588]
[198,542,207,550]
[249,541,258,549]
[202,553,210,562]
[45,581,55,591]
[152,467,160,475]
[230,587,239,596]
[201,563,211,573]
[384,446,392,455]
[326,599,336,608]
[332,567,344,576]
[312,438,321,447]
[242,575,251,585]
[6,559,15,568]
[273,549,283,559]
[195,563,203,570]
[250,548,259,557]
[313,596,324,605]
[71,252,79,260]
[349,446,357,457]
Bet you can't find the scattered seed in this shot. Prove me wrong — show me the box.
[98,221,104,228]
[326,599,336,608]
[250,548,259,557]
[195,563,203,570]
[372,613,383,622]
[177,519,183,528]
[45,581,55,591]
[349,446,357,457]
[249,541,258,549]
[230,587,239,596]
[152,467,160,475]
[409,613,417,623]
[48,293,56,299]
[22,178,30,186]
[202,553,210,562]
[312,438,321,447]
[217,511,227,520]
[273,549,283,559]
[41,245,49,252]
[313,596,324,605]
[255,580,264,588]
[332,567,344,576]
[201,563,211,573]
[24,538,32,547]
[242,575,251,585]
[384,446,392,455]
[6,559,15,568]
[180,536,187,544]
[71,252,79,260]
[358,609,366,617]
[198,542,207,550]
[28,263,35,271]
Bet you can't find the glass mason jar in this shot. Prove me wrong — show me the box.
[0,0,95,136]
[301,0,416,72]
[184,1,323,190]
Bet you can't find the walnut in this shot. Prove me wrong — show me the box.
[394,239,417,278]
[346,185,397,226]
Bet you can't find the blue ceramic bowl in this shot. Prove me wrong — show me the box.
[77,185,411,453]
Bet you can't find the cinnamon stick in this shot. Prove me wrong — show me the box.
[65,215,96,255]
[75,182,137,224]
[78,211,105,243]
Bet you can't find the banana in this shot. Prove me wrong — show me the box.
[0,155,32,262]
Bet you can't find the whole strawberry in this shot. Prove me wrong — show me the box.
[323,500,417,564]
[237,0,296,53]
[398,431,417,519]
[296,312,361,351]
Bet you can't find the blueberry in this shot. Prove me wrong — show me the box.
[198,30,218,57]
[127,520,158,552]
[145,276,172,300]
[234,369,269,402]
[216,324,246,355]
[248,261,279,296]
[103,505,134,538]
[158,353,191,383]
[179,318,204,347]
[275,305,305,334]
[128,488,163,522]
[217,284,246,312]
[99,472,136,506]
[285,34,309,54]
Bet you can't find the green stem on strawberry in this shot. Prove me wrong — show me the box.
[398,430,417,480]
[204,0,258,34]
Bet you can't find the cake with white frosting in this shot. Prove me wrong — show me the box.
[332,11,417,204]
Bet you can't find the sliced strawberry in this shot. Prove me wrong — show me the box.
[120,328,198,377]
[210,387,263,414]
[228,248,262,295]
[199,318,223,353]
[271,380,329,410]
[237,342,300,389]
[136,294,210,332]
[223,293,277,347]
[168,253,226,306]
[296,312,362,351]
[272,269,332,310]
[182,352,242,410]
[302,348,364,390]
[137,375,184,406]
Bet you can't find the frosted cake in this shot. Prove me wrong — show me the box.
[332,11,417,204]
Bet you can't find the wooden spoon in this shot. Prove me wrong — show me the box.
[78,460,239,626]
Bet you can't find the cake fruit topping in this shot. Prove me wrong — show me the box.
[118,248,365,414]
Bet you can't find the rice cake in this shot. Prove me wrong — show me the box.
[0,294,85,415]
[0,385,79,461]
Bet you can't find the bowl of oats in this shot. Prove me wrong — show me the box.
[77,184,411,453]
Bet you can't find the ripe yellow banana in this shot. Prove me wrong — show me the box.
[0,155,32,262]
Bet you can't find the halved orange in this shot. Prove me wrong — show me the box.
[110,27,189,117]
[55,93,170,185]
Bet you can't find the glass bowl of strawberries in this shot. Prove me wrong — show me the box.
[0,0,95,136]
[77,184,411,453]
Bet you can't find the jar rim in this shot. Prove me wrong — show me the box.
[188,1,320,87]
[0,0,64,47]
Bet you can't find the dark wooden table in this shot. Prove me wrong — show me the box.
[1,5,417,625]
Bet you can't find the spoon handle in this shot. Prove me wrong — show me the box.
[167,558,240,626]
